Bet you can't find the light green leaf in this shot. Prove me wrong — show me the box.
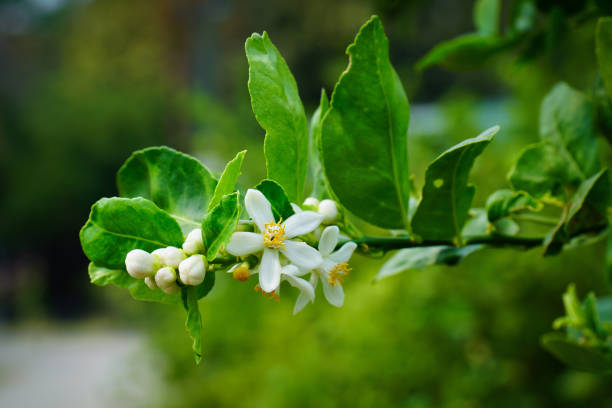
[245,32,309,203]
[377,244,483,281]
[88,262,181,304]
[321,15,411,229]
[416,34,507,71]
[208,150,246,212]
[117,146,218,234]
[541,333,612,373]
[80,197,184,269]
[308,89,331,199]
[255,179,294,221]
[596,17,612,96]
[486,189,541,222]
[202,192,241,262]
[412,126,498,242]
[474,0,500,36]
[182,286,203,364]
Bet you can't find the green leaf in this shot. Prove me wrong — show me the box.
[208,150,246,212]
[474,0,500,36]
[541,333,612,373]
[88,262,180,304]
[416,34,507,71]
[308,89,331,199]
[607,228,612,286]
[182,286,203,364]
[412,126,498,242]
[596,17,612,96]
[255,179,295,221]
[245,32,309,203]
[117,146,218,234]
[80,197,184,269]
[202,192,241,262]
[376,244,483,280]
[321,15,411,229]
[486,189,541,222]
[544,169,610,254]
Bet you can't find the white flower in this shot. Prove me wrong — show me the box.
[155,266,180,294]
[125,249,159,279]
[252,264,315,308]
[294,225,357,312]
[179,255,207,286]
[182,228,205,255]
[226,189,324,293]
[152,246,186,269]
[302,197,320,209]
[318,199,338,224]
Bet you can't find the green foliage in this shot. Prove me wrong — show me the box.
[412,126,498,243]
[202,192,242,262]
[208,150,246,212]
[255,179,295,221]
[321,15,411,230]
[182,286,204,364]
[246,32,309,203]
[80,197,184,269]
[486,189,541,222]
[308,89,330,199]
[473,0,500,36]
[597,18,612,96]
[117,146,218,234]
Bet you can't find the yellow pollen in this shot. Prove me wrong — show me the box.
[263,220,287,249]
[328,262,351,288]
[254,284,280,302]
[232,264,250,282]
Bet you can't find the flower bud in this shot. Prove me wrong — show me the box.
[125,249,158,279]
[152,246,186,269]
[155,266,177,290]
[302,197,320,210]
[228,262,250,282]
[318,199,338,224]
[161,282,180,294]
[144,276,158,290]
[182,228,205,255]
[178,255,207,286]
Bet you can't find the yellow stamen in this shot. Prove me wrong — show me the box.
[328,262,351,288]
[263,220,287,249]
[254,284,280,302]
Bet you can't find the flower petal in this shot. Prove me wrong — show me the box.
[282,240,322,270]
[282,211,324,238]
[225,232,264,256]
[329,241,357,264]
[284,273,315,302]
[245,189,275,230]
[318,226,339,257]
[321,275,344,307]
[292,274,320,315]
[259,249,281,292]
[290,203,302,213]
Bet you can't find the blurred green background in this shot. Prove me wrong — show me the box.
[1,0,611,406]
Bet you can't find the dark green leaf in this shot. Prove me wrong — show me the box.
[245,32,309,203]
[202,192,241,262]
[474,0,500,36]
[541,333,612,373]
[181,286,203,364]
[412,126,498,242]
[376,244,483,280]
[255,179,295,221]
[80,197,184,269]
[117,146,217,234]
[416,34,507,71]
[321,15,411,229]
[486,189,541,222]
[596,17,612,96]
[88,262,180,304]
[208,150,246,212]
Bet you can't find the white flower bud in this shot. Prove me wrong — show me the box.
[318,199,338,224]
[155,266,177,290]
[302,197,320,210]
[152,246,186,269]
[125,249,158,279]
[144,276,158,290]
[182,228,205,255]
[161,282,180,294]
[179,255,207,286]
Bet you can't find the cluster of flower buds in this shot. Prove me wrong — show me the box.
[302,197,338,224]
[124,228,207,294]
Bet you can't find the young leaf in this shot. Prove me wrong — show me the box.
[182,286,203,364]
[117,146,218,234]
[376,245,483,281]
[202,192,241,262]
[245,32,309,203]
[255,179,295,221]
[88,262,181,304]
[486,189,541,222]
[541,333,612,373]
[80,197,184,269]
[308,89,330,199]
[416,34,507,71]
[412,126,498,242]
[208,150,246,212]
[321,15,411,229]
[596,17,612,96]
[474,0,500,36]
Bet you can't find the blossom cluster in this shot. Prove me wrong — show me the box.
[124,228,207,294]
[225,189,357,314]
